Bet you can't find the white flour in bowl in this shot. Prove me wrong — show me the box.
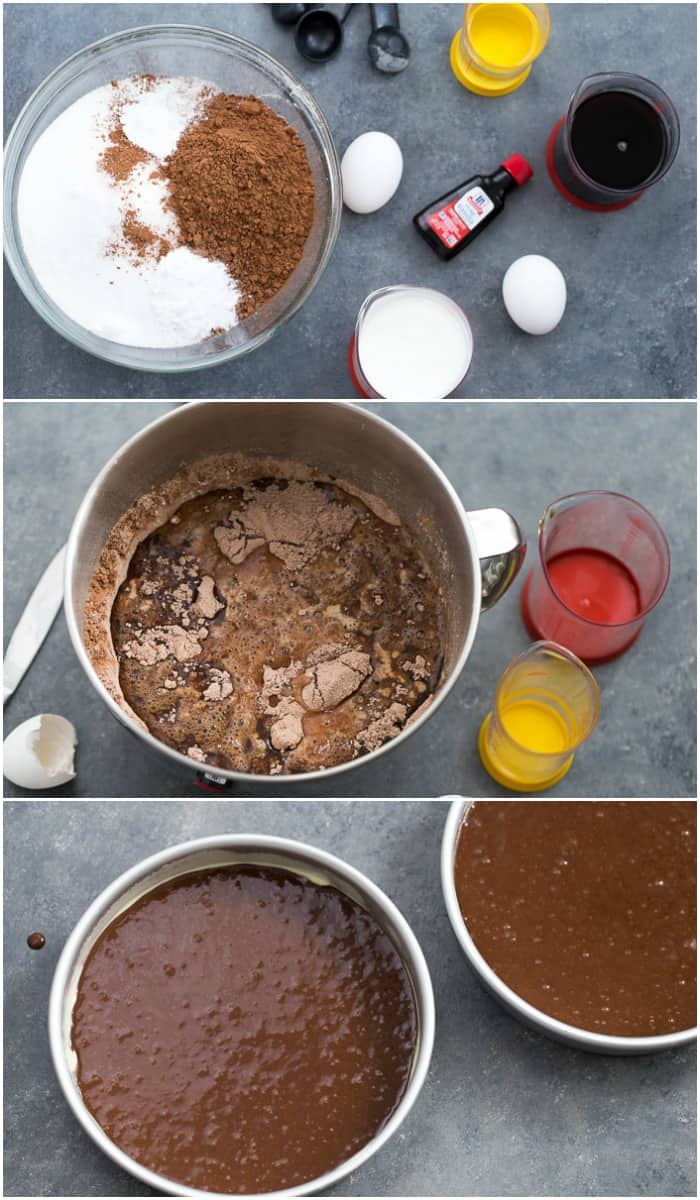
[17,75,241,348]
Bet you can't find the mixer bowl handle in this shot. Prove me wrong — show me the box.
[465,508,526,611]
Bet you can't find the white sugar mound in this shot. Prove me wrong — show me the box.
[17,77,241,348]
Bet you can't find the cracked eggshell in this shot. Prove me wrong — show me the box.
[341,132,403,214]
[3,714,77,790]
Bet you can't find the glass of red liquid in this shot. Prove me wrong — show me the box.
[520,491,670,663]
[547,72,680,211]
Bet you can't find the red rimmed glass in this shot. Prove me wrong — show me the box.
[547,72,680,212]
[348,286,474,399]
[521,491,670,663]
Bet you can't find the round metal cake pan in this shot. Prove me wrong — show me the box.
[49,833,436,1197]
[441,798,697,1056]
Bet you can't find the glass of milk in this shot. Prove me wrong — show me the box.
[349,286,474,400]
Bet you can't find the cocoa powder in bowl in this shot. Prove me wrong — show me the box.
[166,95,315,319]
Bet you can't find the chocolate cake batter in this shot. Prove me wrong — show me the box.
[454,801,696,1036]
[72,864,417,1193]
[109,476,444,773]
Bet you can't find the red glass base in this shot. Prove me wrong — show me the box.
[546,115,643,213]
[348,334,370,398]
[520,566,643,665]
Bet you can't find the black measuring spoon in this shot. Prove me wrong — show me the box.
[295,4,354,62]
[270,4,311,24]
[368,4,410,73]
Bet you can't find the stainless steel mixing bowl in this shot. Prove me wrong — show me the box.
[64,401,525,786]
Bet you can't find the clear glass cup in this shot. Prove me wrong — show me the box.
[479,641,600,792]
[547,72,680,211]
[3,25,342,372]
[349,286,474,399]
[450,3,550,96]
[521,491,671,663]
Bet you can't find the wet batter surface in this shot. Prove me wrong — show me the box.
[72,864,418,1194]
[454,801,697,1036]
[110,478,444,773]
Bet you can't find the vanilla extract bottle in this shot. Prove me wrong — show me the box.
[413,154,533,259]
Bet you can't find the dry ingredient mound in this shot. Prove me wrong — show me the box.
[166,95,315,320]
[17,74,316,347]
[84,455,445,776]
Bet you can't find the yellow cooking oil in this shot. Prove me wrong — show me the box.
[451,3,550,95]
[500,698,570,755]
[479,642,599,792]
[483,688,576,790]
[467,4,542,69]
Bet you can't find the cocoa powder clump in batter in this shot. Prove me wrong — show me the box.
[301,650,372,711]
[214,479,357,570]
[194,575,223,619]
[166,95,315,319]
[270,708,305,752]
[356,703,408,752]
[122,623,207,666]
[203,668,233,701]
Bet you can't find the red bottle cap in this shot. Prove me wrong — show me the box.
[501,154,533,187]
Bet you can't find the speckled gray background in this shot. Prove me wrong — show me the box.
[3,800,697,1196]
[3,3,697,399]
[3,401,696,798]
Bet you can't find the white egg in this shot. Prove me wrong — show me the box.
[3,713,77,790]
[341,131,403,214]
[502,255,567,335]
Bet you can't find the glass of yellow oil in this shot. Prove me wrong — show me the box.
[479,641,600,792]
[451,3,551,96]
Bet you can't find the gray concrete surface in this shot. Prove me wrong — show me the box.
[3,800,697,1197]
[3,401,696,798]
[3,3,697,400]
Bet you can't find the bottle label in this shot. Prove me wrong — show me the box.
[427,187,495,248]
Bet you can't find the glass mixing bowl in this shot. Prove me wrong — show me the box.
[4,25,342,372]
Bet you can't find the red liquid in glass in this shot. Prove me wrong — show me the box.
[521,548,645,663]
[547,549,641,624]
